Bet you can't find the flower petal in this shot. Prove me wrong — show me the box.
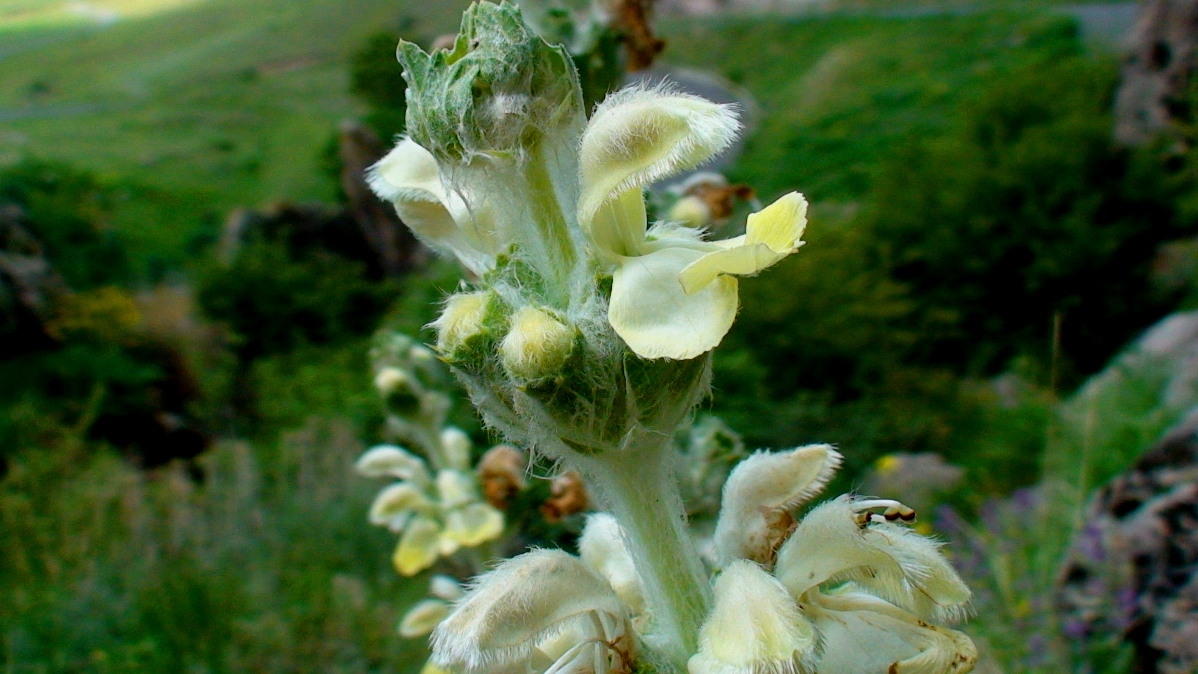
[369,482,434,529]
[394,516,443,576]
[585,187,648,262]
[356,444,431,483]
[775,497,903,599]
[440,427,474,472]
[809,590,977,674]
[677,244,786,295]
[579,86,741,229]
[431,550,628,674]
[442,502,505,548]
[578,513,646,617]
[401,599,452,638]
[775,496,970,622]
[677,193,808,294]
[713,445,841,566]
[609,246,738,359]
[745,192,808,252]
[367,138,495,273]
[688,560,817,674]
[437,470,480,510]
[857,524,972,623]
[430,575,466,602]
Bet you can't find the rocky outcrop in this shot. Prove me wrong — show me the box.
[1113,0,1198,146]
[0,204,71,351]
[219,121,427,277]
[1057,407,1198,673]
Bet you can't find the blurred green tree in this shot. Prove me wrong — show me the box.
[864,58,1189,382]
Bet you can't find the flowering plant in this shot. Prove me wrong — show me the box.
[367,3,978,672]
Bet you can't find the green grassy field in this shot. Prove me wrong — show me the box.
[0,0,469,273]
[1,0,1101,273]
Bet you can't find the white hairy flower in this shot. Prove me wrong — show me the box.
[431,548,635,674]
[690,452,978,674]
[400,575,466,638]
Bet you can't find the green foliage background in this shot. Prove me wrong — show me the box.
[2,1,1195,673]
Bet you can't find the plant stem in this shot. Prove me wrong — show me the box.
[581,438,710,671]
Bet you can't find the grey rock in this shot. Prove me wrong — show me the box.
[1113,0,1198,146]
[1057,407,1198,673]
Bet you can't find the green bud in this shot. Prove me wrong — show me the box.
[397,2,588,303]
[399,1,585,164]
[500,306,575,382]
[433,291,493,354]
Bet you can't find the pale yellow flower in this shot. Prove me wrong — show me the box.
[356,442,504,576]
[577,87,808,360]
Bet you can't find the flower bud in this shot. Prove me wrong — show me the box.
[409,344,437,365]
[540,471,589,522]
[500,307,575,382]
[433,292,492,354]
[668,195,713,228]
[356,445,431,483]
[374,366,409,395]
[478,444,527,509]
[373,367,422,414]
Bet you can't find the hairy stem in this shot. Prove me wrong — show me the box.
[581,438,710,670]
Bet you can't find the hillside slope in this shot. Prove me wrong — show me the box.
[0,0,466,268]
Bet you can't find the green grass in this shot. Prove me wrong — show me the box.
[2,3,1093,273]
[0,0,467,271]
[0,413,430,673]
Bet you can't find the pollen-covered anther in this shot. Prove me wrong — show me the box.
[500,306,576,382]
[852,499,917,528]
